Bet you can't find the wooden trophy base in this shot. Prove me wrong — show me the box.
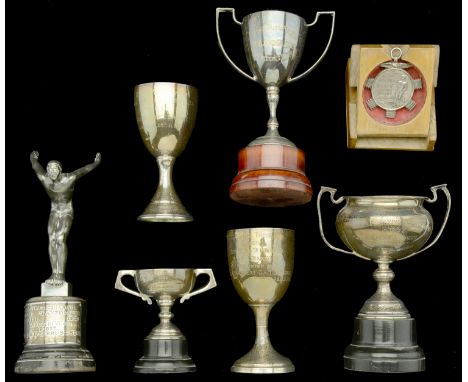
[230,144,312,207]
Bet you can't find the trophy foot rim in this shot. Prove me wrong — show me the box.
[344,347,425,373]
[138,213,193,223]
[133,358,196,374]
[344,317,425,373]
[231,363,295,374]
[15,350,96,374]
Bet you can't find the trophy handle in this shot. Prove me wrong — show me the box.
[180,269,217,303]
[115,270,153,305]
[317,186,369,260]
[288,11,336,84]
[216,8,257,83]
[398,184,451,261]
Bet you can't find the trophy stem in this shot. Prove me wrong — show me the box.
[345,260,425,372]
[266,86,280,138]
[147,294,183,340]
[138,155,193,222]
[136,294,195,373]
[359,260,409,319]
[248,87,295,147]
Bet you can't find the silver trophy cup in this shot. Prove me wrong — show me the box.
[216,8,335,146]
[115,268,217,373]
[217,8,335,207]
[317,185,451,373]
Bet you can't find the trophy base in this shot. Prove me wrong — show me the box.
[230,144,312,207]
[344,317,425,373]
[15,296,95,374]
[134,338,196,373]
[231,345,295,374]
[15,345,96,374]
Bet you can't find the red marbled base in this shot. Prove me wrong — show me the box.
[230,144,312,207]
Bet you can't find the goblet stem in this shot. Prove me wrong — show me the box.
[252,303,272,347]
[138,155,193,222]
[156,155,177,201]
[359,260,410,319]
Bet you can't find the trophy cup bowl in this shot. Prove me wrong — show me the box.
[134,82,197,222]
[115,268,217,373]
[217,8,335,207]
[317,185,451,373]
[227,227,294,373]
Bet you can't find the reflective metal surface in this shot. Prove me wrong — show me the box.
[317,185,451,372]
[134,82,198,222]
[29,151,101,291]
[227,228,294,374]
[115,268,216,373]
[15,153,99,374]
[216,8,335,146]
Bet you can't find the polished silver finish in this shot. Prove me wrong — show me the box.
[15,152,99,374]
[30,151,101,290]
[216,8,335,146]
[15,297,95,374]
[365,47,423,118]
[134,82,198,222]
[317,185,451,372]
[227,228,295,374]
[115,269,217,373]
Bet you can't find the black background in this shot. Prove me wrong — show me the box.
[7,0,461,381]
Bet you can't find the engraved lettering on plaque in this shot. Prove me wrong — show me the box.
[25,302,81,345]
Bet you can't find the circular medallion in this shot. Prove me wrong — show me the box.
[363,48,426,125]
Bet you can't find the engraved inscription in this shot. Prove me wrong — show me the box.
[370,216,402,227]
[25,302,81,345]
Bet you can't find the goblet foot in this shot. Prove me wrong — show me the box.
[230,144,312,207]
[134,338,196,374]
[344,317,425,373]
[231,344,295,374]
[138,201,193,223]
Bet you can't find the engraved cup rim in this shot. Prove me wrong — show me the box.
[227,227,294,236]
[242,9,305,24]
[344,195,428,207]
[134,82,197,91]
[135,268,197,273]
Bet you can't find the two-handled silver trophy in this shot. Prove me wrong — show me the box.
[134,82,197,222]
[216,8,335,207]
[115,268,217,373]
[15,152,100,373]
[317,184,451,373]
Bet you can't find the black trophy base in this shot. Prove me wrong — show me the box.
[15,345,96,374]
[344,317,425,373]
[134,338,196,373]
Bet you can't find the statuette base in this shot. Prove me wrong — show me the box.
[134,338,196,373]
[344,317,425,373]
[15,297,95,374]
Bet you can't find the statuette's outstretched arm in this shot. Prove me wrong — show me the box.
[71,152,101,179]
[30,151,46,178]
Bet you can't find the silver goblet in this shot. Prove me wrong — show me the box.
[227,227,295,373]
[134,82,197,222]
[317,184,451,373]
